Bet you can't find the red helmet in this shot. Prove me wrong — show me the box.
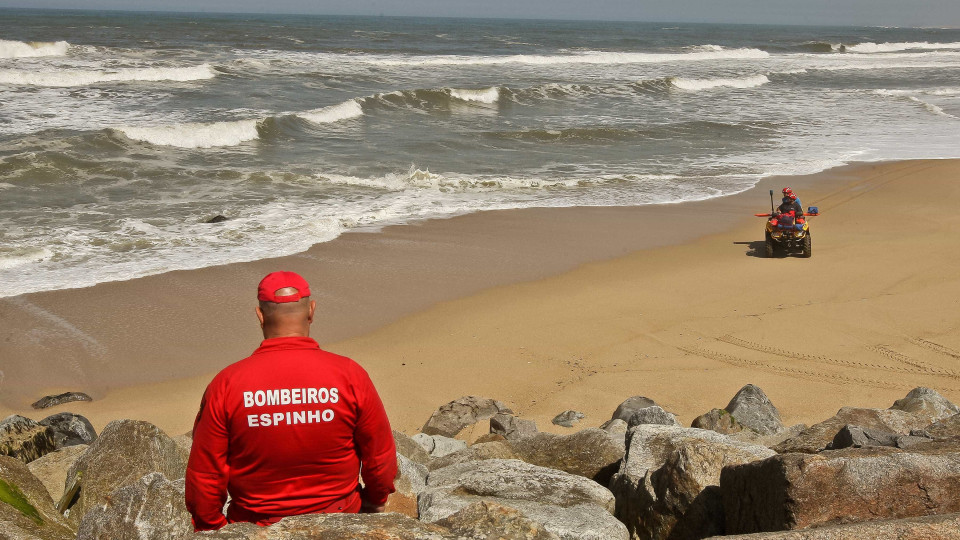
[788,193,797,200]
[782,187,793,195]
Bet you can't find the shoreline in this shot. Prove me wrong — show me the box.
[3,159,958,437]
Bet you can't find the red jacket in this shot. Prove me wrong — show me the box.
[185,336,396,531]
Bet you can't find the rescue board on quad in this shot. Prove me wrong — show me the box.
[755,190,819,258]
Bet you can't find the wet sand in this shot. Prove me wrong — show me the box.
[2,159,958,436]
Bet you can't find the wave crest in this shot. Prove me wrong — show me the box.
[297,100,364,125]
[0,64,216,87]
[671,74,770,91]
[0,39,70,59]
[847,41,960,53]
[115,119,261,148]
[449,87,500,104]
[369,47,769,67]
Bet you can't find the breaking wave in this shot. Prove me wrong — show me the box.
[449,87,500,104]
[670,74,770,91]
[0,64,216,87]
[367,47,769,67]
[115,120,261,148]
[847,41,960,53]
[0,39,70,58]
[296,100,364,125]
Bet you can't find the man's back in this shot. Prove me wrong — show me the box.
[186,271,396,531]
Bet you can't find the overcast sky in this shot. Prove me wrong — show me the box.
[2,0,959,27]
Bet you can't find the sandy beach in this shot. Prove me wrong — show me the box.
[2,159,959,437]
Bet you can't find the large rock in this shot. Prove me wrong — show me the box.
[38,413,97,449]
[610,425,774,540]
[0,416,57,464]
[186,512,459,539]
[27,445,87,503]
[0,455,76,540]
[725,384,784,436]
[729,423,807,449]
[611,396,658,423]
[772,407,931,454]
[31,392,92,410]
[890,387,960,424]
[626,406,680,428]
[422,396,513,438]
[709,512,960,539]
[435,501,559,539]
[490,413,538,441]
[413,433,468,458]
[394,430,430,466]
[385,453,428,518]
[510,428,625,484]
[64,420,187,524]
[916,412,960,439]
[420,459,627,539]
[721,444,960,534]
[76,472,191,540]
[691,408,744,435]
[601,419,629,437]
[428,441,518,471]
[828,425,930,450]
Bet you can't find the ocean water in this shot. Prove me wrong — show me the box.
[2,10,959,297]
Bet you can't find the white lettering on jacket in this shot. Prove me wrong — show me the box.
[242,387,341,428]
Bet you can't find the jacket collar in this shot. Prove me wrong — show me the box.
[253,336,321,354]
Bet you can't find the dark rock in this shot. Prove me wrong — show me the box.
[27,445,87,503]
[914,412,960,440]
[890,386,960,424]
[435,501,559,539]
[708,512,960,539]
[490,413,538,441]
[721,445,960,534]
[205,215,229,224]
[510,428,624,485]
[412,433,467,458]
[611,396,658,423]
[64,420,187,525]
[393,430,430,466]
[186,512,458,539]
[610,425,774,540]
[384,452,427,518]
[0,455,76,540]
[828,424,900,449]
[626,405,680,428]
[422,396,513,438]
[551,410,584,428]
[76,472,191,540]
[692,408,744,435]
[0,415,57,464]
[420,459,627,539]
[725,384,784,436]
[773,407,930,454]
[31,392,92,410]
[38,413,96,449]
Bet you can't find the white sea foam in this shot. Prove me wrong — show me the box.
[0,247,52,270]
[671,74,770,91]
[907,96,957,118]
[297,100,364,124]
[449,87,500,104]
[847,41,960,53]
[0,64,216,87]
[369,47,769,67]
[117,119,261,148]
[0,40,70,58]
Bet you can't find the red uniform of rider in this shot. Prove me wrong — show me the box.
[185,271,396,531]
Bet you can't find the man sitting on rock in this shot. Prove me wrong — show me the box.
[186,271,396,531]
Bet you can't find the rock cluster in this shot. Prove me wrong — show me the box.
[4,385,960,540]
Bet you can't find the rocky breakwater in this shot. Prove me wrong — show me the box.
[2,387,960,539]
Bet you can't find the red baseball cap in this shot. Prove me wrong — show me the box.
[257,271,311,303]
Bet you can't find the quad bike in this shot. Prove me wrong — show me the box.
[755,190,819,258]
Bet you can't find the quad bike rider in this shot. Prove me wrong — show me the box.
[757,188,818,258]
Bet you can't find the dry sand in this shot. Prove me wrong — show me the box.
[2,159,959,438]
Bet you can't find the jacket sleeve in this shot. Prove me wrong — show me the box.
[185,382,230,531]
[352,369,397,506]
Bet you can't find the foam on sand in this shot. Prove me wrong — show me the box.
[0,64,216,87]
[449,87,500,104]
[671,74,770,91]
[296,100,364,125]
[116,119,261,148]
[0,40,70,58]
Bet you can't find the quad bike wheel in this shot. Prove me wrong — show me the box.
[765,231,774,258]
[802,231,812,258]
